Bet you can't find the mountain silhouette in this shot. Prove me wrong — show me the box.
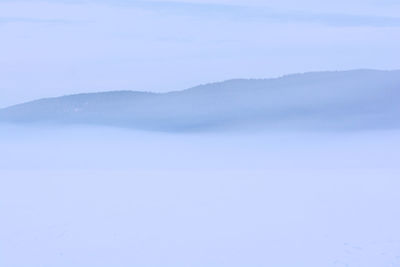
[1,69,399,131]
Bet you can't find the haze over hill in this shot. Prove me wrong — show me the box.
[1,69,399,131]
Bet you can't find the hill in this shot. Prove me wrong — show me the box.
[1,69,399,131]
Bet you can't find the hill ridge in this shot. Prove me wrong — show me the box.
[1,69,399,131]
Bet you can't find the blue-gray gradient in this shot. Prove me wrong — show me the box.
[1,0,400,107]
[1,2,400,267]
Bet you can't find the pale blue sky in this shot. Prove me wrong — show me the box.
[1,0,399,107]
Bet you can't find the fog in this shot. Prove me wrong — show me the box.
[1,126,400,266]
[2,70,399,132]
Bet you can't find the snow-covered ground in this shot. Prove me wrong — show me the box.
[1,126,400,267]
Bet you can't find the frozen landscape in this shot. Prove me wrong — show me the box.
[1,124,400,267]
[1,0,400,266]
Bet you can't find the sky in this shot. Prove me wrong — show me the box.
[0,0,400,107]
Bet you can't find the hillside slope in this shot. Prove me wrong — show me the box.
[1,70,399,131]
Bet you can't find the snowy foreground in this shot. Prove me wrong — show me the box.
[1,126,400,267]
